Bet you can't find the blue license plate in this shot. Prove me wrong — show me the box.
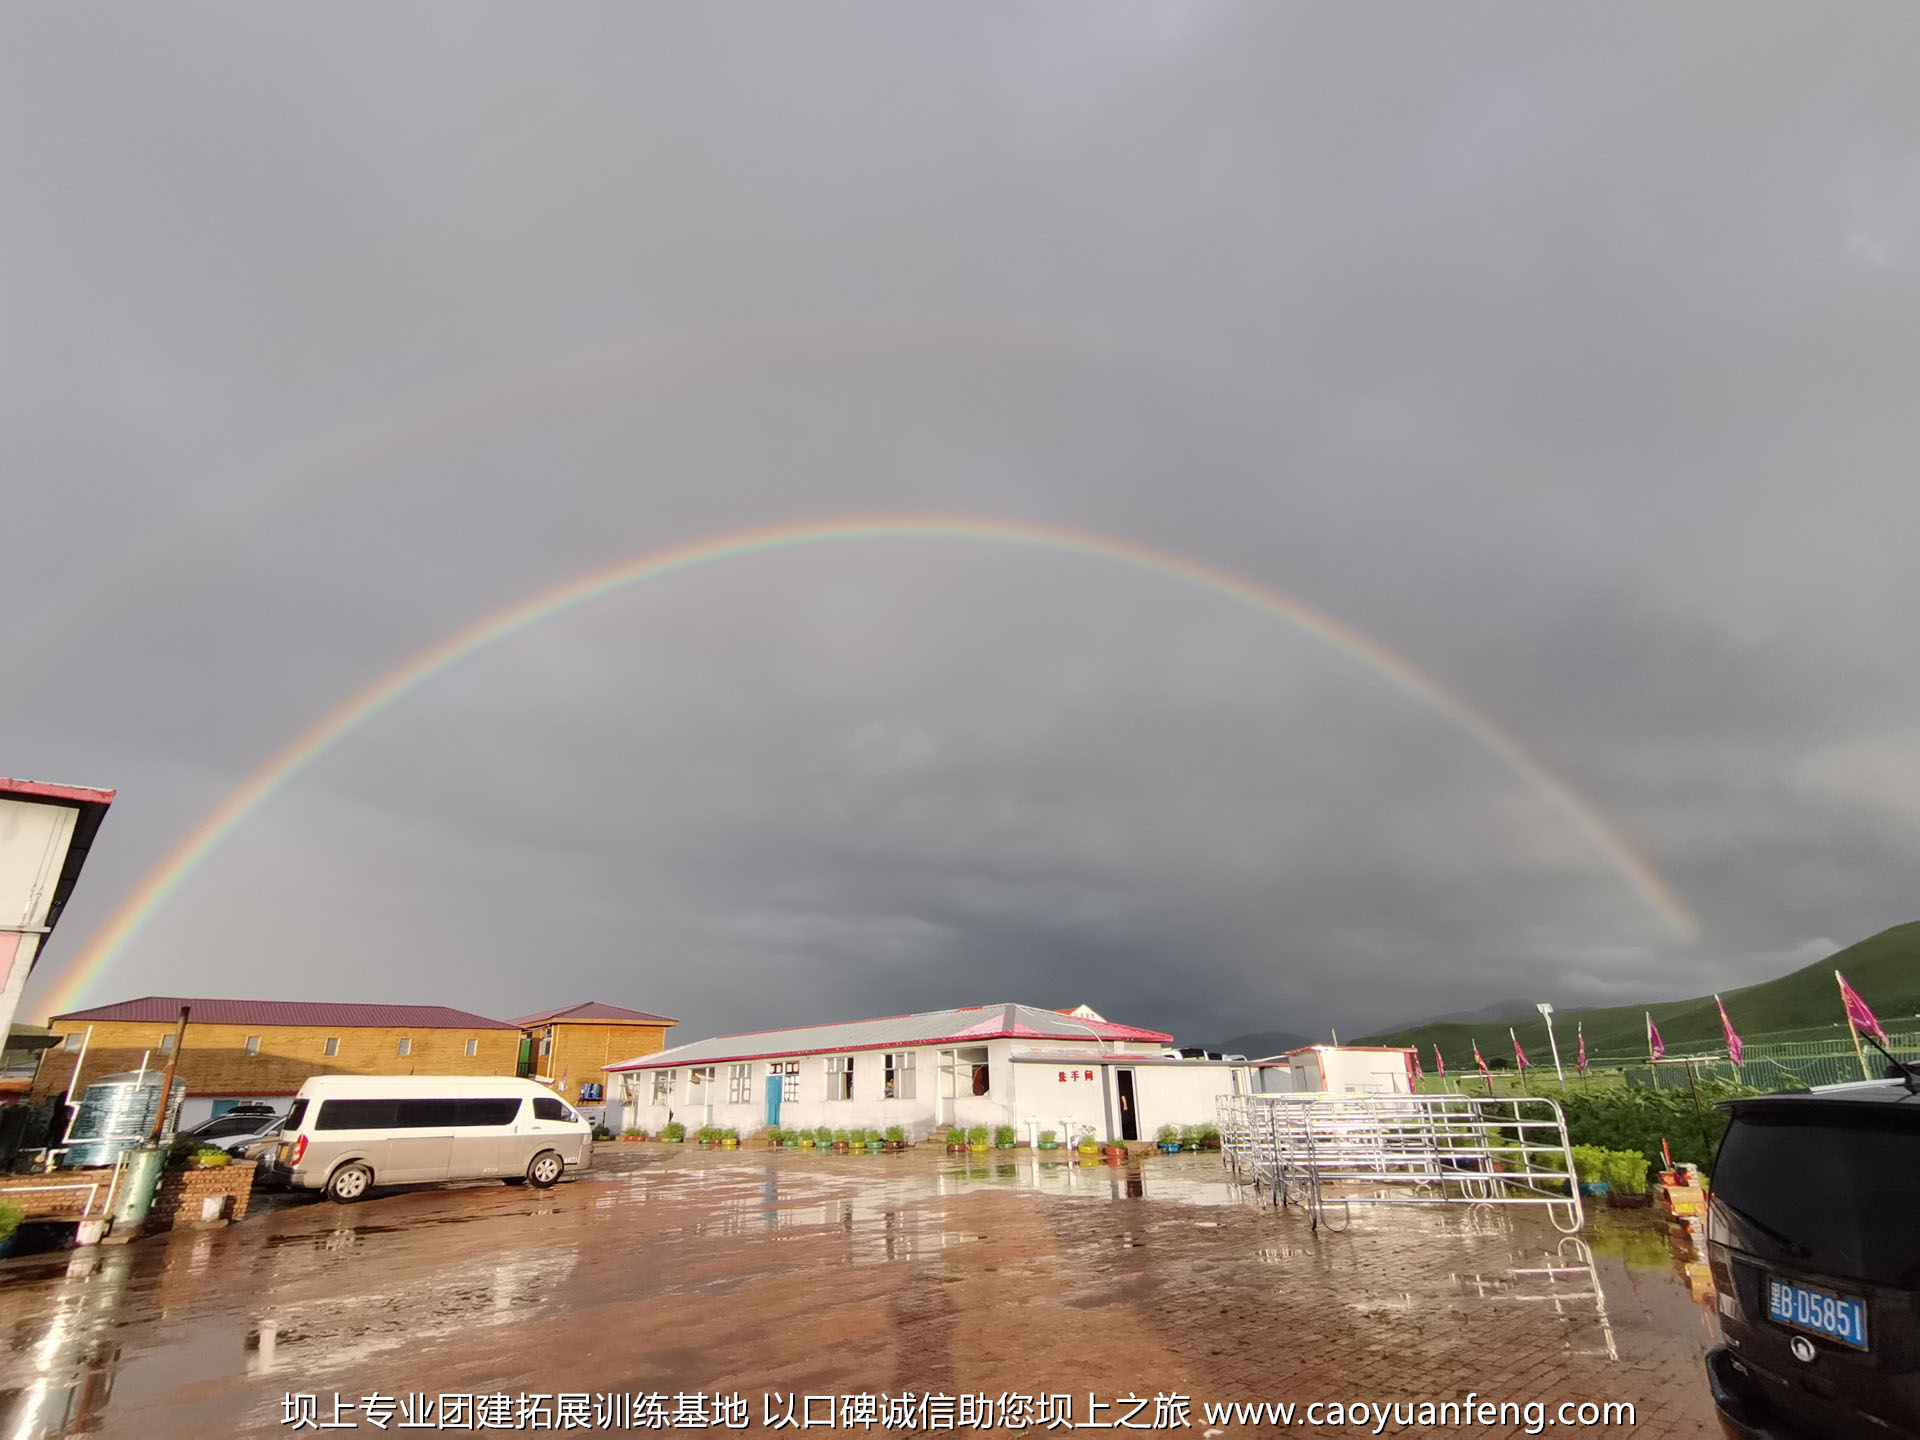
[1767,1276,1869,1350]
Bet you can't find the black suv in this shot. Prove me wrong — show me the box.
[1705,1080,1920,1439]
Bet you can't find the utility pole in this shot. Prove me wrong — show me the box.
[146,1006,190,1144]
[1537,1002,1567,1092]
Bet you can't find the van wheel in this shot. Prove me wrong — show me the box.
[325,1164,372,1203]
[526,1151,564,1189]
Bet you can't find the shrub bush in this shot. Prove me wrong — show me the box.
[1555,1083,1757,1171]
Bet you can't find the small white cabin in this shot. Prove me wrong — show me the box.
[1256,1045,1416,1095]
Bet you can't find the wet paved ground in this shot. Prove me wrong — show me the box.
[0,1148,1722,1436]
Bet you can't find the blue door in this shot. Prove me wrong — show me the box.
[765,1075,782,1127]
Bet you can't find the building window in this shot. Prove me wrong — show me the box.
[159,1033,175,1053]
[651,1069,676,1103]
[688,1065,716,1099]
[540,1034,552,1056]
[884,1051,916,1100]
[825,1055,854,1101]
[728,1064,751,1104]
[63,1033,82,1053]
[465,1039,478,1057]
[397,1037,412,1057]
[323,1036,340,1056]
[244,1036,261,1056]
[776,1060,799,1101]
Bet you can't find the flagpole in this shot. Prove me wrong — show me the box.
[1538,1002,1566,1092]
[1646,1011,1655,1066]
[1838,970,1871,1081]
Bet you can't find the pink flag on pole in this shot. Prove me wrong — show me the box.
[1647,1013,1666,1062]
[1434,1045,1446,1078]
[1838,971,1890,1047]
[1716,994,1744,1065]
[1576,1023,1587,1075]
[1411,1048,1424,1085]
[1510,1026,1529,1070]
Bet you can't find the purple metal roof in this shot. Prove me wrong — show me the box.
[51,996,520,1030]
[606,1003,1174,1071]
[511,1001,678,1027]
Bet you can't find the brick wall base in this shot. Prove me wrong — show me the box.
[147,1164,257,1232]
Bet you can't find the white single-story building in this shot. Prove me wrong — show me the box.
[1253,1044,1417,1095]
[605,1002,1254,1144]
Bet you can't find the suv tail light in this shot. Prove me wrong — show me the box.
[289,1134,307,1165]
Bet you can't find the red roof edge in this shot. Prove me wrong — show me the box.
[0,778,117,806]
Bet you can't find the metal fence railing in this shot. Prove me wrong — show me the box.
[1585,1028,1920,1092]
[1218,1092,1583,1234]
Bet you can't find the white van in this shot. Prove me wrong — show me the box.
[261,1075,594,1203]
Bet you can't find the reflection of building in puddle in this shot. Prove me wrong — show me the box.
[930,1158,1252,1209]
[1444,1238,1619,1363]
[0,1245,135,1440]
[246,1248,580,1380]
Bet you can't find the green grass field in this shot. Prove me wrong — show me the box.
[1360,921,1920,1074]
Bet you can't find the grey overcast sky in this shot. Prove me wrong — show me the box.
[6,3,1920,1045]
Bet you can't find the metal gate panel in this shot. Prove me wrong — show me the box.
[1217,1092,1583,1233]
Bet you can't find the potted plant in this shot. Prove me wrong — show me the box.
[945,1127,966,1154]
[1076,1131,1101,1158]
[1155,1124,1182,1155]
[966,1126,990,1154]
[1037,1129,1059,1151]
[782,1129,799,1148]
[814,1126,832,1150]
[884,1125,906,1152]
[721,1128,740,1150]
[622,1128,644,1142]
[764,1127,783,1148]
[1102,1138,1127,1160]
[1606,1150,1653,1208]
[832,1129,851,1153]
[1197,1124,1222,1152]
[0,1200,23,1260]
[865,1129,886,1155]
[663,1122,685,1143]
[992,1125,1017,1151]
[798,1129,817,1150]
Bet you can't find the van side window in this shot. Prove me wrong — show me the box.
[282,1099,308,1131]
[316,1099,401,1130]
[396,1099,462,1128]
[532,1097,573,1122]
[455,1098,520,1127]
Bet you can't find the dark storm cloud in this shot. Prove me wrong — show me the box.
[6,3,1920,1043]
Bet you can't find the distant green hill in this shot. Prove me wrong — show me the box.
[1355,922,1920,1069]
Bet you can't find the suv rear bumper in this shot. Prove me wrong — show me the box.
[1707,1347,1812,1439]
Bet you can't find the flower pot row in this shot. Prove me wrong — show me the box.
[1152,1127,1222,1153]
[765,1129,908,1152]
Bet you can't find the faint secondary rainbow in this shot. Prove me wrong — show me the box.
[35,513,1696,1019]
